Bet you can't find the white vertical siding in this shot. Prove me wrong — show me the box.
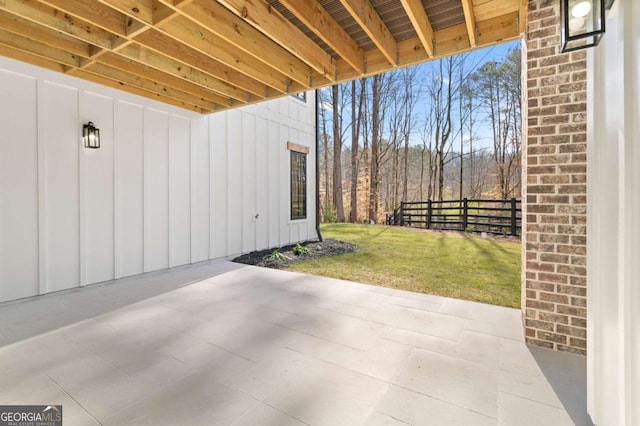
[115,101,144,279]
[587,0,640,424]
[190,118,210,263]
[41,81,80,293]
[81,92,114,285]
[169,115,191,268]
[0,56,316,303]
[0,70,38,301]
[144,108,170,273]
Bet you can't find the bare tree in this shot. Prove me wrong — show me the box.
[331,84,345,221]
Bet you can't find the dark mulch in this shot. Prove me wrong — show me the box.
[232,239,358,269]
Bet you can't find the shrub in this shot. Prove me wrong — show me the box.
[292,243,310,256]
[270,249,286,260]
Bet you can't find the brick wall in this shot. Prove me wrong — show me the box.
[523,0,588,355]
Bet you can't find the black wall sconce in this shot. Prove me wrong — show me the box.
[560,0,615,52]
[83,122,100,149]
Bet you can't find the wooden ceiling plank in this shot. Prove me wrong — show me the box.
[216,0,335,81]
[134,29,268,98]
[96,0,154,25]
[86,61,215,110]
[339,0,398,66]
[74,68,209,112]
[116,43,251,102]
[519,0,528,33]
[331,15,519,82]
[161,17,291,93]
[0,28,81,67]
[97,53,232,106]
[472,0,519,22]
[0,0,114,50]
[399,0,434,57]
[0,43,66,73]
[278,0,364,74]
[476,11,520,45]
[39,0,128,36]
[0,9,91,57]
[168,0,311,88]
[461,0,477,47]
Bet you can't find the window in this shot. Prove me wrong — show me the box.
[291,92,307,102]
[290,151,307,220]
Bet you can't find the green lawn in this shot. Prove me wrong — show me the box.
[287,223,522,308]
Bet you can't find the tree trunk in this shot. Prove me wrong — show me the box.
[368,75,380,224]
[332,84,345,222]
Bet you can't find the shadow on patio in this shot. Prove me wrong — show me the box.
[0,260,590,425]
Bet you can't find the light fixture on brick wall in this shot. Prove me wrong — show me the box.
[560,0,605,52]
[83,122,100,149]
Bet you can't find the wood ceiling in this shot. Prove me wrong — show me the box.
[0,0,527,114]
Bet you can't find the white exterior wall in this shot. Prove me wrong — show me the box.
[587,0,640,424]
[0,56,316,303]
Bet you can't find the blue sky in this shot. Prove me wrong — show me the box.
[321,39,522,152]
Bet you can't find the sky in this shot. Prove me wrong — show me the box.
[320,39,522,152]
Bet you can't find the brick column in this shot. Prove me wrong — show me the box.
[523,0,587,355]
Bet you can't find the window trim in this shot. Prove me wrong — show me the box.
[288,143,308,221]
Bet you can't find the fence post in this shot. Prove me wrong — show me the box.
[399,202,404,226]
[427,200,432,229]
[510,198,517,236]
[462,198,468,231]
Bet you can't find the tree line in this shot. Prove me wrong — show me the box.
[319,46,522,223]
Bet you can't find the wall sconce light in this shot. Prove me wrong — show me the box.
[83,122,100,149]
[560,0,614,52]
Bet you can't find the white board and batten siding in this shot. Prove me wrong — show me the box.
[0,56,316,303]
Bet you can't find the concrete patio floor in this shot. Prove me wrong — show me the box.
[0,260,591,425]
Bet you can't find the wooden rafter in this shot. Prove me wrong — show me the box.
[217,0,335,82]
[339,0,398,66]
[0,0,524,114]
[160,0,312,87]
[278,0,365,74]
[400,0,434,57]
[461,0,477,47]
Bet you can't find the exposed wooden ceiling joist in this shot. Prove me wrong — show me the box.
[461,0,477,47]
[400,0,435,57]
[0,0,526,114]
[338,0,398,66]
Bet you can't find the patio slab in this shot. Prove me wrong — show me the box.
[0,260,592,425]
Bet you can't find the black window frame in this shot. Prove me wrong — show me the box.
[290,150,307,220]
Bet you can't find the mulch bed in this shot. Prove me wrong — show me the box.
[232,239,358,269]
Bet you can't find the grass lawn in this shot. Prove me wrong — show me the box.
[287,223,522,308]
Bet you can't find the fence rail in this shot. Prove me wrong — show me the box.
[385,198,521,236]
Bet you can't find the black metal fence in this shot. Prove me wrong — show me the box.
[386,198,522,236]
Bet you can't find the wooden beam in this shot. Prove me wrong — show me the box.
[519,0,528,33]
[0,9,91,58]
[217,0,335,81]
[461,0,477,47]
[160,17,291,93]
[339,0,398,65]
[0,43,66,73]
[169,0,312,87]
[74,68,209,113]
[134,29,268,98]
[86,61,216,110]
[0,28,81,67]
[331,14,520,82]
[94,52,231,106]
[116,43,251,102]
[473,0,519,21]
[0,0,114,49]
[278,0,364,74]
[399,0,434,57]
[40,0,128,36]
[96,0,154,25]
